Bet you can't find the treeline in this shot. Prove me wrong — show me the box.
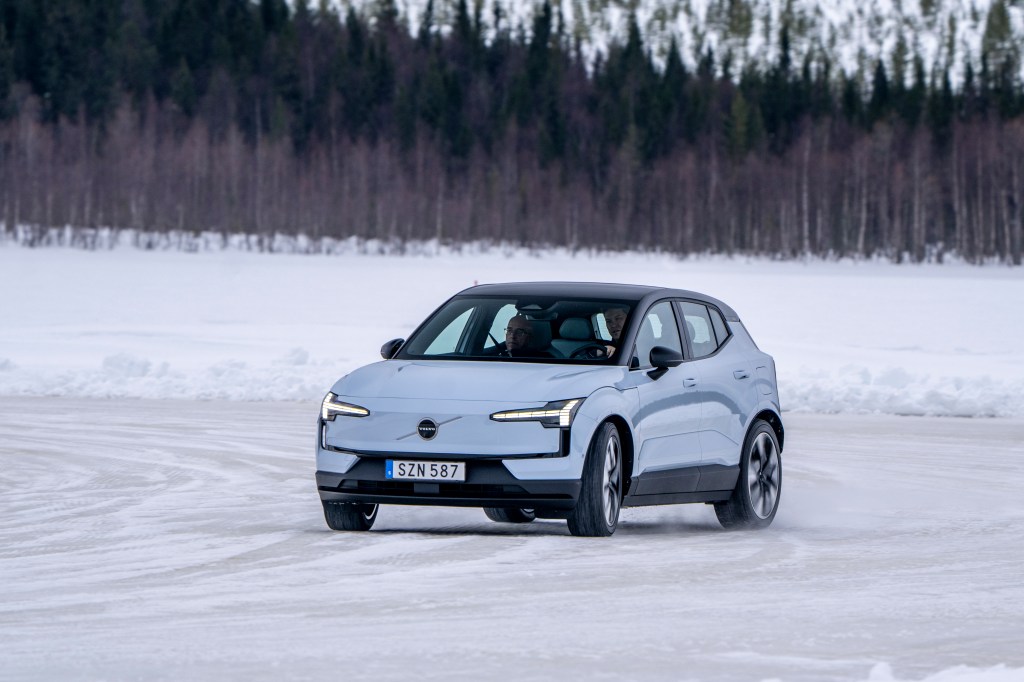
[0,0,1022,262]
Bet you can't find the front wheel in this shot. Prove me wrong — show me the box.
[483,507,536,523]
[323,501,378,531]
[567,422,622,537]
[715,420,781,530]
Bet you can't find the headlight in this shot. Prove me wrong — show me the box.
[321,392,370,420]
[490,398,584,428]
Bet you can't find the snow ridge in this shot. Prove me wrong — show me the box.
[2,239,1021,417]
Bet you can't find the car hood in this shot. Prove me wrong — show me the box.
[332,360,627,403]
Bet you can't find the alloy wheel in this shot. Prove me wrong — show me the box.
[746,432,780,519]
[601,434,621,527]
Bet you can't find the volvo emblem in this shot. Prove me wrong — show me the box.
[417,419,438,440]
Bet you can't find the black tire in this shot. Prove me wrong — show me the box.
[567,422,623,537]
[322,501,378,531]
[483,507,536,523]
[715,419,782,530]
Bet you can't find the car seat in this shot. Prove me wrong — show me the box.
[527,319,554,355]
[551,317,592,357]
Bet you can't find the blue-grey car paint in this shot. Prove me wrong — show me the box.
[316,282,782,508]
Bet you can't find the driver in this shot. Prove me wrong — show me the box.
[601,306,629,357]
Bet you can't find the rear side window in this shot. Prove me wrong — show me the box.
[679,301,717,358]
[708,306,730,346]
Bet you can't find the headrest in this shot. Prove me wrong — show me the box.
[528,320,552,348]
[559,317,592,341]
[686,320,696,341]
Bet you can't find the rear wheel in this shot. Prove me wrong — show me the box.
[715,420,781,530]
[483,507,536,523]
[322,501,378,531]
[567,422,622,537]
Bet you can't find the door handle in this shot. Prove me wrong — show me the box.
[683,378,698,388]
[733,369,750,380]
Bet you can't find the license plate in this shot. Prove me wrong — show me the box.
[386,460,466,482]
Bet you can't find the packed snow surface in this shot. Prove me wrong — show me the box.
[2,242,1022,680]
[1,243,1022,417]
[1,400,1021,681]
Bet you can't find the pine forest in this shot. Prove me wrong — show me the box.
[1,0,1023,263]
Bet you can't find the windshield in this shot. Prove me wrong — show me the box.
[397,296,635,364]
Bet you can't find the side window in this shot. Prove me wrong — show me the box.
[679,302,716,358]
[708,306,730,346]
[485,304,518,349]
[594,313,610,342]
[633,301,682,369]
[424,308,474,355]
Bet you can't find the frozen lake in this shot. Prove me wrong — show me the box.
[1,397,1021,681]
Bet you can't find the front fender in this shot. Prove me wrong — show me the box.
[502,386,639,481]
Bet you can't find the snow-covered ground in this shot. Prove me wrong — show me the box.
[1,244,1022,416]
[1,399,1021,681]
[2,244,1022,680]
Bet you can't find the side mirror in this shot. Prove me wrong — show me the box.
[380,338,405,360]
[650,346,683,368]
[648,345,683,379]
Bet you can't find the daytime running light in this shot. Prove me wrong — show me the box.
[321,392,370,420]
[490,399,582,428]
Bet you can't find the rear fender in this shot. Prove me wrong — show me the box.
[743,402,785,452]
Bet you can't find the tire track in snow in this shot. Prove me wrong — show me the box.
[2,398,1023,682]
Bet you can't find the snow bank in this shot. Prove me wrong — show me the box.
[784,366,1024,418]
[864,663,1024,682]
[1,350,1021,417]
[1,242,1021,416]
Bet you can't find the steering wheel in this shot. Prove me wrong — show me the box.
[570,343,610,360]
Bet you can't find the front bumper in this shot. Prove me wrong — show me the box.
[316,458,581,510]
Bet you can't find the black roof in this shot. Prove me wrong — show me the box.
[458,281,740,320]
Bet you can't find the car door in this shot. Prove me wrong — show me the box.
[626,300,703,492]
[677,301,758,469]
